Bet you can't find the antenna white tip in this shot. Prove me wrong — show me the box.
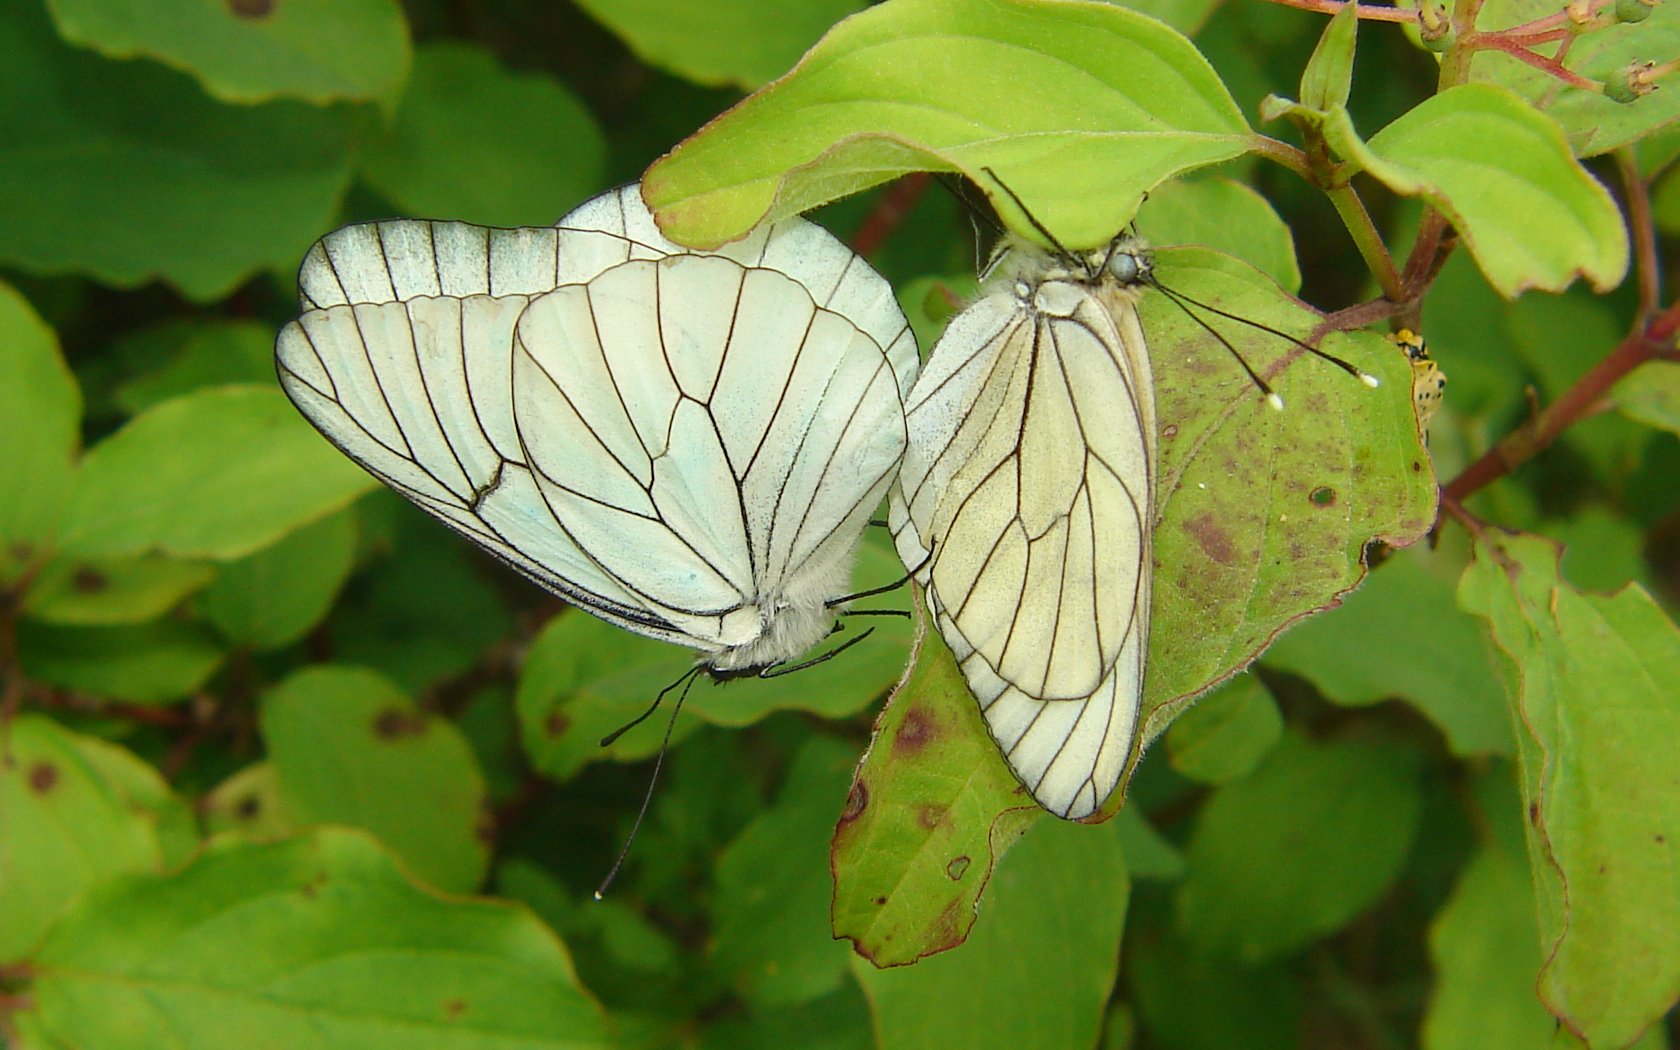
[1267,392,1285,411]
[1360,372,1381,388]
[593,890,605,901]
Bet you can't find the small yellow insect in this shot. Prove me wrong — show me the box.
[1389,328,1446,429]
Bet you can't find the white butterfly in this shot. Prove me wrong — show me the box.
[277,184,918,674]
[890,231,1157,819]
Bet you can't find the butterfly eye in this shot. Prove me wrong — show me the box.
[1107,250,1142,284]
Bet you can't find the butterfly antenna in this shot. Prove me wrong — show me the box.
[601,665,700,748]
[1153,278,1381,389]
[980,166,1074,259]
[1148,279,1284,410]
[595,667,703,899]
[759,626,878,678]
[826,552,929,607]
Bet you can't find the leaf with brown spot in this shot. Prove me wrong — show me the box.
[831,604,1038,967]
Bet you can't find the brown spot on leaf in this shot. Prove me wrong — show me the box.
[28,762,58,793]
[1161,423,1179,440]
[1656,834,1667,845]
[839,782,868,823]
[1183,511,1236,565]
[235,794,262,819]
[1528,801,1541,825]
[543,711,570,738]
[1309,486,1336,508]
[946,855,970,880]
[72,566,109,593]
[373,707,425,740]
[228,0,276,17]
[916,803,947,829]
[873,895,888,907]
[894,709,935,754]
[443,998,467,1019]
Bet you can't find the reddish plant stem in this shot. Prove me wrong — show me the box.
[1468,34,1601,91]
[1618,149,1662,318]
[1259,0,1419,23]
[1443,302,1680,501]
[850,173,932,258]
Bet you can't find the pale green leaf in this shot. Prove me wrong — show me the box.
[22,828,610,1048]
[262,666,490,893]
[18,619,225,704]
[852,819,1127,1047]
[1137,177,1301,292]
[0,280,78,583]
[57,386,376,560]
[1458,530,1680,1046]
[46,0,410,110]
[23,554,215,626]
[712,736,857,1007]
[111,320,276,416]
[830,607,1038,967]
[198,508,357,649]
[1176,732,1423,963]
[1612,360,1680,436]
[644,0,1250,250]
[1342,85,1628,296]
[0,717,172,963]
[1422,768,1556,1050]
[359,42,605,228]
[573,0,865,89]
[1264,547,1513,757]
[1298,1,1357,112]
[1163,674,1282,784]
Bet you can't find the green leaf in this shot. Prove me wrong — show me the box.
[851,819,1127,1048]
[331,496,512,692]
[57,386,376,560]
[0,279,78,583]
[1458,530,1680,1046]
[1126,919,1301,1050]
[1468,0,1680,157]
[201,762,298,839]
[572,0,865,89]
[1612,361,1680,436]
[1263,546,1514,757]
[262,666,491,894]
[1339,84,1628,297]
[1422,768,1555,1050]
[1113,807,1185,882]
[1549,504,1650,594]
[18,618,225,704]
[831,609,1038,967]
[0,2,364,300]
[111,320,277,416]
[1175,732,1423,963]
[1138,248,1439,751]
[1136,177,1302,293]
[23,553,215,626]
[198,508,357,649]
[1298,1,1357,112]
[519,533,910,780]
[21,828,610,1048]
[711,735,857,1007]
[1163,674,1282,784]
[45,0,410,110]
[644,0,1251,250]
[0,716,177,963]
[359,42,606,228]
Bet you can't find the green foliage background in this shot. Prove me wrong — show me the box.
[2,0,1679,1047]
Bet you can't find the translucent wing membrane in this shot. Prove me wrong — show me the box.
[890,241,1156,819]
[278,183,913,670]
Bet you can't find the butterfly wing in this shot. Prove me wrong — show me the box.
[279,187,912,664]
[891,276,1156,818]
